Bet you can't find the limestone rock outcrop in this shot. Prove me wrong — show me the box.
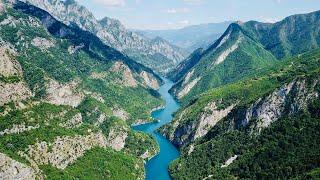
[112,108,129,121]
[0,123,40,136]
[139,71,160,90]
[106,129,128,151]
[45,79,84,107]
[240,79,319,133]
[0,152,37,180]
[110,61,137,87]
[0,81,33,106]
[162,101,234,147]
[24,133,107,170]
[31,37,54,50]
[0,41,21,77]
[59,113,83,129]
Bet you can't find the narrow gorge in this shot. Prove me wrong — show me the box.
[133,78,180,180]
[0,0,319,179]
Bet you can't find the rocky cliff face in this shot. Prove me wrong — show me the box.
[164,46,320,179]
[0,39,33,106]
[160,100,235,147]
[139,71,160,90]
[0,1,4,12]
[162,76,319,148]
[0,40,21,76]
[23,0,186,74]
[44,79,84,107]
[23,132,108,170]
[239,79,319,133]
[0,153,37,180]
[0,81,33,105]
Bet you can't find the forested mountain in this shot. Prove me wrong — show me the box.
[160,9,320,179]
[0,1,163,178]
[161,48,320,179]
[169,23,277,103]
[169,10,320,104]
[23,0,187,74]
[242,10,320,59]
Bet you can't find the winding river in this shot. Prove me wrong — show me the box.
[133,78,180,180]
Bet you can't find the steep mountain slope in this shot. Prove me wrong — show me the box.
[160,49,320,179]
[0,1,162,179]
[23,0,187,74]
[137,21,232,52]
[170,23,277,103]
[242,10,320,59]
[170,10,320,104]
[167,48,204,82]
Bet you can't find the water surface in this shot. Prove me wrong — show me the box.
[133,78,180,180]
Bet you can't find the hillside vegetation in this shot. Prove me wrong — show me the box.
[169,11,320,104]
[161,48,320,179]
[25,0,187,74]
[0,1,162,179]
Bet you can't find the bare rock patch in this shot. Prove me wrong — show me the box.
[45,79,84,107]
[0,152,37,180]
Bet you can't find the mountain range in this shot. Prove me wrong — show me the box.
[22,0,187,74]
[169,10,320,103]
[161,48,320,179]
[0,0,319,179]
[136,21,231,52]
[159,9,320,179]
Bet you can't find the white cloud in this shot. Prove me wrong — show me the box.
[163,8,190,14]
[182,0,203,5]
[141,20,191,30]
[257,15,281,23]
[92,0,125,7]
[179,20,189,25]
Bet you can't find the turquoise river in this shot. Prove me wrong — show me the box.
[133,78,180,180]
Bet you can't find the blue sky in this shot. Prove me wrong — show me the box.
[77,0,320,30]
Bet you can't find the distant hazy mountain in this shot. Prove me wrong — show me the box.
[136,21,232,52]
[24,0,187,74]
